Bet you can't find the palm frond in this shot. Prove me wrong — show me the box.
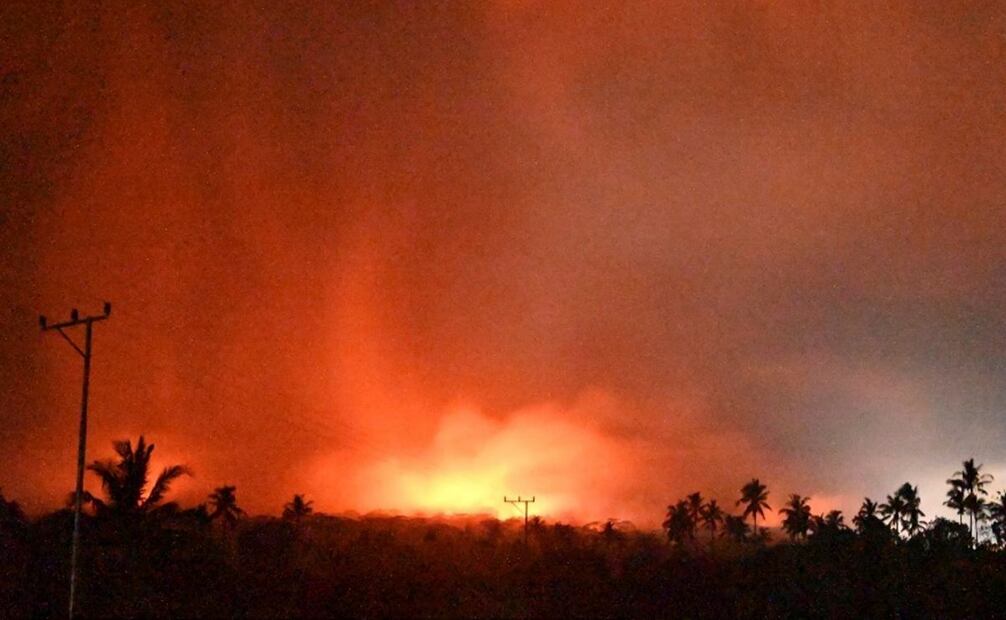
[87,459,125,505]
[144,465,192,509]
[112,439,133,460]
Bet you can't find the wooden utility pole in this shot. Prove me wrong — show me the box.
[504,495,535,546]
[40,302,111,619]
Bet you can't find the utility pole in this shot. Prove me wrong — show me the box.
[40,302,111,620]
[504,495,535,546]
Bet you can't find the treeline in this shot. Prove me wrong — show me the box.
[664,459,1006,549]
[1,437,1005,617]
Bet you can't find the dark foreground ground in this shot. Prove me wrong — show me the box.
[2,510,1005,618]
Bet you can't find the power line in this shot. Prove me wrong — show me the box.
[504,495,535,546]
[40,302,111,620]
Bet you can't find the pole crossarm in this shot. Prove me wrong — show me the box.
[42,314,107,331]
[504,496,536,546]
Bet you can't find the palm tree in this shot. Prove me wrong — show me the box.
[779,494,812,541]
[283,494,314,524]
[854,497,876,524]
[722,515,750,543]
[0,488,25,528]
[663,500,693,546]
[824,510,845,529]
[853,497,885,534]
[950,458,994,543]
[988,491,1006,547]
[208,485,245,529]
[944,482,966,525]
[700,500,725,543]
[686,492,704,524]
[896,482,925,537]
[86,436,190,517]
[879,492,906,537]
[737,479,770,535]
[809,510,848,540]
[963,493,988,545]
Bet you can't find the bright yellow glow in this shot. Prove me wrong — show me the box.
[306,397,647,524]
[399,465,510,518]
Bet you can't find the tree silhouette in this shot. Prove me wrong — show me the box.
[0,488,25,529]
[722,515,749,543]
[944,482,966,526]
[779,494,812,541]
[282,494,314,524]
[962,493,988,545]
[737,479,770,536]
[988,491,1006,547]
[949,458,993,544]
[686,492,703,528]
[663,500,693,546]
[852,497,886,535]
[896,483,925,537]
[924,517,972,553]
[209,485,245,529]
[879,492,906,538]
[809,510,848,541]
[86,436,190,517]
[181,503,213,527]
[853,497,876,524]
[699,500,725,543]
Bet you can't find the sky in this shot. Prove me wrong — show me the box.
[2,2,1005,527]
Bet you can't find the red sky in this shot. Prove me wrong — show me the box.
[2,2,1005,527]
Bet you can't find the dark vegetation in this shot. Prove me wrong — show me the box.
[3,439,1006,618]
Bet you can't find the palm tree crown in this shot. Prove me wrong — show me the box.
[954,459,994,496]
[663,500,694,545]
[944,483,966,524]
[879,492,906,536]
[737,479,770,533]
[700,500,725,542]
[0,488,26,527]
[209,485,245,528]
[988,491,1006,546]
[853,497,885,534]
[283,494,314,522]
[686,492,704,524]
[855,497,877,520]
[896,482,925,537]
[779,494,812,541]
[722,515,750,543]
[86,436,190,517]
[949,458,993,545]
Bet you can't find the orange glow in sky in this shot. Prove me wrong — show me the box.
[3,2,1005,528]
